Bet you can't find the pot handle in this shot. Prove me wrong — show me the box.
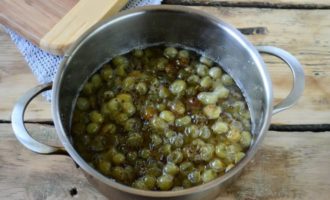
[256,46,305,115]
[11,83,63,154]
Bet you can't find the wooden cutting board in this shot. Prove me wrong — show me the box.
[0,0,128,55]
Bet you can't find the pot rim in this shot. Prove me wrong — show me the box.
[52,5,272,197]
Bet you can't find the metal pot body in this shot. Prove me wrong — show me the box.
[54,6,272,199]
[12,5,304,200]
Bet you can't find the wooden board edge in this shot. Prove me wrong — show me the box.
[39,0,128,55]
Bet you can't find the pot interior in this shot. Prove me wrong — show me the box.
[54,6,272,188]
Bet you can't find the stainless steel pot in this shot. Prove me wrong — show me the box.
[11,5,304,200]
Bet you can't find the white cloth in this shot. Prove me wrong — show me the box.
[5,0,162,101]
